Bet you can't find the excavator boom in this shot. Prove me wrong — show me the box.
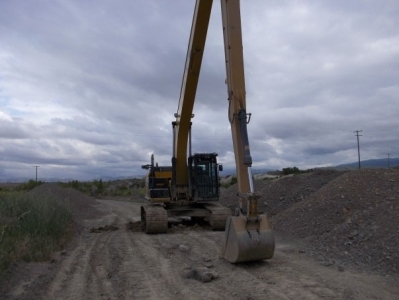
[172,0,213,199]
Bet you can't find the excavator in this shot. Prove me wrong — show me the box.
[141,0,275,263]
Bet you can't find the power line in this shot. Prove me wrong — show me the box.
[353,130,362,169]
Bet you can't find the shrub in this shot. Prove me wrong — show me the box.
[230,176,238,185]
[282,167,314,175]
[16,180,44,191]
[0,192,72,271]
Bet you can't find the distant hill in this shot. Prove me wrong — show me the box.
[2,158,396,183]
[220,168,273,177]
[334,157,399,170]
[0,175,146,183]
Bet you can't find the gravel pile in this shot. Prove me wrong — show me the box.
[273,168,399,276]
[219,168,399,276]
[219,169,345,215]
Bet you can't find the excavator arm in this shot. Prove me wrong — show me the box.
[219,0,274,263]
[221,0,254,215]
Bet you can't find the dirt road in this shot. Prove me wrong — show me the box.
[2,198,398,299]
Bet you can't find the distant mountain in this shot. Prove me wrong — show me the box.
[93,175,145,181]
[2,158,396,183]
[219,168,273,177]
[334,157,399,170]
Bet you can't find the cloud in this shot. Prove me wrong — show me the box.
[0,0,398,180]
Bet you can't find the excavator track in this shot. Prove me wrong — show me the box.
[203,203,232,231]
[141,205,168,234]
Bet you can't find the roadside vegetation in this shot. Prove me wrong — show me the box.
[281,167,314,175]
[220,167,315,188]
[58,178,145,198]
[13,179,44,191]
[0,188,72,271]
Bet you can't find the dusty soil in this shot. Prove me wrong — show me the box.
[1,171,399,299]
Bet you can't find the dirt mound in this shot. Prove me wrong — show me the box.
[272,168,399,276]
[28,183,102,227]
[219,169,345,215]
[219,168,399,276]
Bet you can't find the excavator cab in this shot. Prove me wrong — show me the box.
[189,153,221,201]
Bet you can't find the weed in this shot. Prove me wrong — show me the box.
[15,180,44,191]
[58,179,145,198]
[0,192,72,271]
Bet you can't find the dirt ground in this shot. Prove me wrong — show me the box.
[1,171,399,299]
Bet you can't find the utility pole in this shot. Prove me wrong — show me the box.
[34,165,40,183]
[353,130,362,169]
[388,153,390,169]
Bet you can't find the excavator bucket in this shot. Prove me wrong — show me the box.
[221,214,275,263]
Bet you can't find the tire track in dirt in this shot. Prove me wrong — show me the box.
[145,227,398,300]
[43,199,399,300]
[46,212,119,299]
[45,200,192,299]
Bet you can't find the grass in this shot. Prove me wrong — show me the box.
[0,191,72,271]
[58,179,146,198]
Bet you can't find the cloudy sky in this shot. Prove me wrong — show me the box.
[1,0,398,181]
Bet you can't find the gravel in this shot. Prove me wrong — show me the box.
[220,168,399,277]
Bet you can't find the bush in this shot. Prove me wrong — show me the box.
[0,193,72,271]
[16,180,44,191]
[282,167,314,175]
[230,176,238,185]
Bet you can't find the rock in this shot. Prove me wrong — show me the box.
[338,265,345,272]
[184,267,218,283]
[320,260,334,266]
[201,272,213,282]
[179,244,189,252]
[348,230,359,239]
[61,250,67,256]
[209,271,218,279]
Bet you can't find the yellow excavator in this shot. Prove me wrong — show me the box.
[141,0,275,263]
